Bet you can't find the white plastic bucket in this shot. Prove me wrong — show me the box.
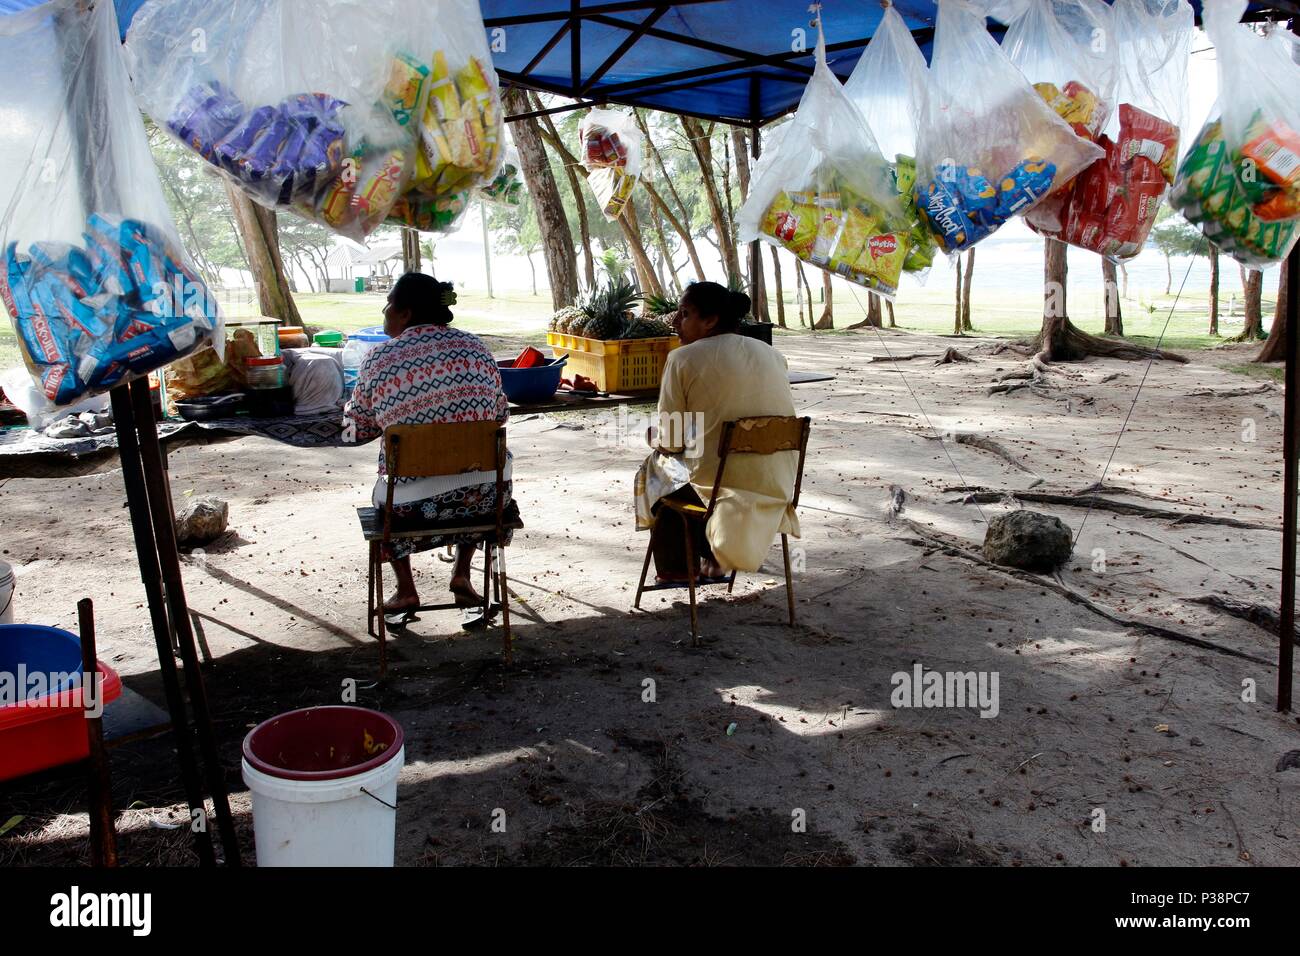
[0,562,13,625]
[241,706,404,867]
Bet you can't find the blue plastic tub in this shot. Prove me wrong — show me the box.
[0,624,84,696]
[497,356,566,405]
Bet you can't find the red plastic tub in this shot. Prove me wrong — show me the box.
[0,624,122,782]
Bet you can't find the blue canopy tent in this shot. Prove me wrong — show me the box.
[0,0,1296,732]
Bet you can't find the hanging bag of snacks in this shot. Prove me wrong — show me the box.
[1172,0,1300,268]
[737,15,911,298]
[0,0,222,412]
[1025,0,1192,258]
[913,0,1104,254]
[124,0,501,240]
[999,0,1119,234]
[578,109,643,221]
[842,1,939,280]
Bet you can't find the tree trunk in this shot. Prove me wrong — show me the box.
[224,182,301,324]
[680,116,741,280]
[401,226,421,275]
[533,94,595,292]
[1102,256,1124,336]
[504,88,578,310]
[1164,254,1172,295]
[526,253,537,297]
[1256,258,1289,362]
[886,299,896,328]
[813,270,834,330]
[1208,243,1220,336]
[1240,268,1264,340]
[1033,237,1185,363]
[621,197,664,297]
[769,244,786,328]
[848,290,883,329]
[732,126,769,322]
[953,255,964,335]
[649,204,682,294]
[636,112,706,281]
[795,258,810,327]
[1120,262,1128,299]
[961,247,975,331]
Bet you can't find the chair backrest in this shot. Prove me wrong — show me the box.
[384,420,505,480]
[707,415,812,516]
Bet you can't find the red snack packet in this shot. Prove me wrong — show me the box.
[1115,104,1180,185]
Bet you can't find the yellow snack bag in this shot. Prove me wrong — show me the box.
[760,192,819,259]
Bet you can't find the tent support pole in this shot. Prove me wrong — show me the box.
[110,385,216,866]
[127,379,241,863]
[1280,243,1298,712]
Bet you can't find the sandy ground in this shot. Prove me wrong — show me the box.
[2,328,1297,866]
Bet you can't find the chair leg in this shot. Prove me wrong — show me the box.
[375,557,388,677]
[634,523,656,609]
[782,534,796,627]
[727,570,737,594]
[482,542,493,615]
[495,545,512,664]
[367,542,377,638]
[682,512,699,646]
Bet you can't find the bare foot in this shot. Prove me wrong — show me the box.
[700,560,729,580]
[449,575,484,607]
[383,594,419,614]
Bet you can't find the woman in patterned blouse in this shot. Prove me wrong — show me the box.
[345,272,511,615]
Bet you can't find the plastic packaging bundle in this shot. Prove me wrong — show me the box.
[842,3,938,278]
[913,0,1104,253]
[1026,0,1192,258]
[477,145,525,207]
[125,0,501,239]
[579,109,643,221]
[0,0,221,410]
[999,0,1117,234]
[738,21,911,297]
[1172,0,1300,268]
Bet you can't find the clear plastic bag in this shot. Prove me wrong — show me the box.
[124,0,501,239]
[842,3,939,280]
[1000,0,1117,235]
[1026,0,1192,258]
[1172,0,1300,268]
[737,19,911,298]
[0,0,221,413]
[578,109,643,221]
[477,145,524,207]
[914,0,1104,254]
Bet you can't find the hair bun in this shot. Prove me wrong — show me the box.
[728,290,751,320]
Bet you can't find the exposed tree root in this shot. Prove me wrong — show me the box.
[897,520,1274,666]
[921,433,1039,477]
[1033,321,1189,364]
[1185,384,1275,398]
[1186,595,1297,642]
[948,487,1276,531]
[935,347,972,365]
[865,352,936,363]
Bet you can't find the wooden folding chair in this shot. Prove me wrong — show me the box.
[357,420,522,674]
[634,415,811,645]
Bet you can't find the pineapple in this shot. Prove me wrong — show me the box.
[578,277,640,341]
[642,291,680,318]
[550,305,585,334]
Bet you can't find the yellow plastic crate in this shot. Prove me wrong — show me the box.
[546,333,680,393]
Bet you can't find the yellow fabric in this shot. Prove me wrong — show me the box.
[650,334,799,572]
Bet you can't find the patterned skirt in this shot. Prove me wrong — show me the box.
[381,480,514,561]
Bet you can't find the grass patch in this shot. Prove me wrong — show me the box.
[1225,363,1284,382]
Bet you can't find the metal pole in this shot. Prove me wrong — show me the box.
[1279,243,1298,712]
[109,386,216,867]
[78,598,118,867]
[127,379,241,864]
[748,122,765,321]
[481,198,494,299]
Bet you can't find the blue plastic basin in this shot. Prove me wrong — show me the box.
[497,356,566,404]
[0,624,85,698]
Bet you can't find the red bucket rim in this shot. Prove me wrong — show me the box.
[242,705,404,781]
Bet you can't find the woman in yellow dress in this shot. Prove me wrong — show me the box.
[635,281,799,583]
